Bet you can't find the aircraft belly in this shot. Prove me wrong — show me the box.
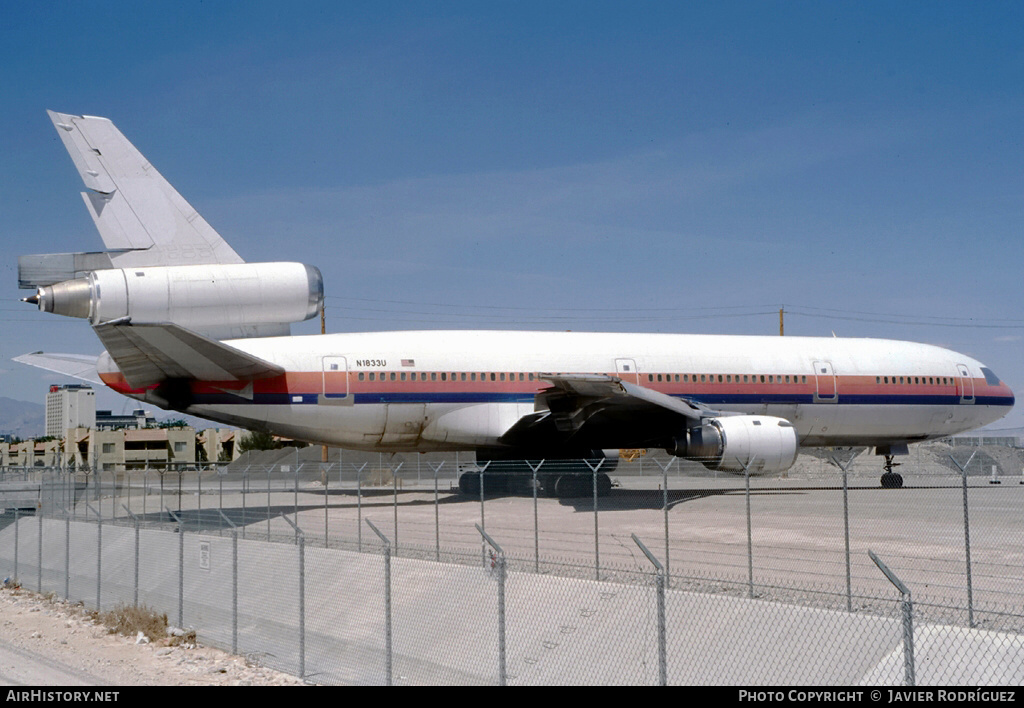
[421,403,529,447]
[380,403,427,445]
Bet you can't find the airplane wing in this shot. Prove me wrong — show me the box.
[92,321,283,390]
[46,111,244,267]
[499,373,717,451]
[11,352,102,385]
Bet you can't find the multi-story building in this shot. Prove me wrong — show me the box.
[45,384,96,437]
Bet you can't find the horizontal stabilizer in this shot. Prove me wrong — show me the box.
[47,111,244,267]
[92,322,283,389]
[12,352,102,385]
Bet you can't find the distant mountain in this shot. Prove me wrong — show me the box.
[0,397,45,439]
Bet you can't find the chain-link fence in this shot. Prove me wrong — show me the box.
[1,444,1022,685]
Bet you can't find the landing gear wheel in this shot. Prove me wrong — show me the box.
[459,473,481,496]
[880,472,904,488]
[880,455,904,489]
[554,475,587,499]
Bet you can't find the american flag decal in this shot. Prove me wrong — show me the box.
[401,359,415,367]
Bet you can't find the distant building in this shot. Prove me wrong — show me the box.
[95,408,157,430]
[45,384,95,437]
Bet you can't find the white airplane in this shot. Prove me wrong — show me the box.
[16,111,1015,495]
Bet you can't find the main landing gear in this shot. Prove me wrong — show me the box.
[880,455,904,489]
[458,458,615,499]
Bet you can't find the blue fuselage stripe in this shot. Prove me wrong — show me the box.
[187,391,1014,407]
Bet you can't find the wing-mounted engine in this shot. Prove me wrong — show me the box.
[666,415,799,474]
[23,262,323,339]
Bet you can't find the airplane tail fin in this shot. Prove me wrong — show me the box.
[20,111,244,289]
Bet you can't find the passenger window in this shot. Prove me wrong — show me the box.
[401,373,406,381]
[432,373,438,381]
[390,373,396,381]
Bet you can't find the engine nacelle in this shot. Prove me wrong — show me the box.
[29,262,323,338]
[666,415,799,474]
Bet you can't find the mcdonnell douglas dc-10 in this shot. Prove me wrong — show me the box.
[16,111,1015,495]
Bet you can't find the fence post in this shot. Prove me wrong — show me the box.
[282,514,305,679]
[122,505,140,606]
[166,507,184,628]
[737,457,757,599]
[527,460,544,574]
[585,458,605,581]
[949,452,977,627]
[391,462,404,556]
[37,500,42,593]
[13,508,18,583]
[215,510,240,654]
[355,463,367,552]
[476,523,507,686]
[57,504,69,600]
[651,457,674,582]
[242,466,249,540]
[427,461,445,562]
[632,533,667,686]
[476,461,491,568]
[366,519,393,686]
[869,550,915,686]
[323,462,329,548]
[86,503,102,611]
[830,454,855,612]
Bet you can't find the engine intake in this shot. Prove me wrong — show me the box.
[666,415,799,473]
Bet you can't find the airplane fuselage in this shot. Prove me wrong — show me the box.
[97,330,1014,456]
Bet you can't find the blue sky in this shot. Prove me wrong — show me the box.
[2,1,1023,428]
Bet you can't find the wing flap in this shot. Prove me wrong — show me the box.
[500,373,712,449]
[538,373,703,422]
[92,322,283,389]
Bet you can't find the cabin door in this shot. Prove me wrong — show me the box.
[615,358,639,384]
[813,361,838,403]
[319,356,352,405]
[956,364,975,404]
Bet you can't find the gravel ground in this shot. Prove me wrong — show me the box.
[0,584,304,686]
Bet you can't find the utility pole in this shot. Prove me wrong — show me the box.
[321,301,328,464]
[779,307,784,336]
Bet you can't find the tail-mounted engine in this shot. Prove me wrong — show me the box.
[23,262,323,339]
[666,415,799,473]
